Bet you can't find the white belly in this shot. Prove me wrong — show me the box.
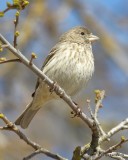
[43,43,94,96]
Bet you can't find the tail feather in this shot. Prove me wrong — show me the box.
[15,102,40,129]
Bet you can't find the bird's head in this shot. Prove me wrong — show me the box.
[60,26,99,45]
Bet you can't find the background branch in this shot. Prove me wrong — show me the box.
[99,118,128,143]
[0,113,67,160]
[0,58,21,64]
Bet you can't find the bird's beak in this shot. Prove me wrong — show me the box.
[88,34,99,42]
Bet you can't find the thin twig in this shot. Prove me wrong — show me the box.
[107,154,125,160]
[0,44,9,48]
[23,149,67,160]
[3,7,11,13]
[87,99,94,118]
[87,96,106,138]
[81,91,106,156]
[0,113,67,160]
[99,118,128,143]
[94,90,105,118]
[0,58,21,64]
[104,138,128,154]
[14,11,20,48]
[95,138,128,160]
[93,90,106,138]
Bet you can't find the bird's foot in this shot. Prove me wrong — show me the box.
[49,82,64,98]
[71,102,82,118]
[49,82,58,93]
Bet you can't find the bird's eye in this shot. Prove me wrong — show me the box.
[81,32,85,35]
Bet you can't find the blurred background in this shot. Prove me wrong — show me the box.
[0,0,128,159]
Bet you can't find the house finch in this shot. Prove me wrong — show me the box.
[15,26,99,129]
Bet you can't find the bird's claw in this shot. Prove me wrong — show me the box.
[49,82,58,93]
[49,82,64,98]
[71,102,82,118]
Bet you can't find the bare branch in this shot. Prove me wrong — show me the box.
[95,138,128,160]
[107,154,125,160]
[0,44,9,48]
[13,11,20,48]
[107,152,128,159]
[23,149,67,160]
[99,118,128,143]
[94,90,105,118]
[87,99,94,118]
[0,58,21,64]
[81,91,107,156]
[3,7,11,14]
[0,113,67,160]
[104,138,128,154]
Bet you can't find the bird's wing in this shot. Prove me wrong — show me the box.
[31,45,59,97]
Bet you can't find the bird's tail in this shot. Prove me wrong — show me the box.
[15,102,40,129]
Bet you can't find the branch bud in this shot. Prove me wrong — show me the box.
[0,12,4,17]
[15,31,20,37]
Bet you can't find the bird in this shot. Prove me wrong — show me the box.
[15,26,99,129]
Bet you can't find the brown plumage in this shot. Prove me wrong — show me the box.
[15,26,99,129]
